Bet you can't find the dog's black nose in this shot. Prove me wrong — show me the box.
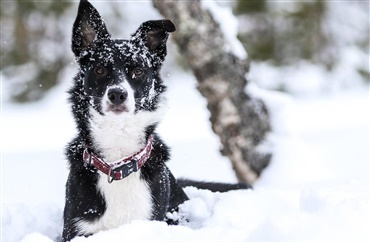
[108,88,128,105]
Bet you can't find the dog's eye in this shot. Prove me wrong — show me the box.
[94,66,107,76]
[133,67,144,78]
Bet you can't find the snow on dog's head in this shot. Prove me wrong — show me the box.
[70,0,175,122]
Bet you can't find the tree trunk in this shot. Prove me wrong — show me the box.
[153,0,271,183]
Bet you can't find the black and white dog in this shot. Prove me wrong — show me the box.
[63,0,251,241]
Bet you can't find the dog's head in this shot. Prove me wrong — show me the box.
[71,0,175,120]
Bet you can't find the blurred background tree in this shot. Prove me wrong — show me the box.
[234,0,369,92]
[236,0,329,66]
[1,1,126,103]
[1,1,73,102]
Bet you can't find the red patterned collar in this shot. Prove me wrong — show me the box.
[83,135,153,183]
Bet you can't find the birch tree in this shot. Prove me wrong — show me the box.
[153,0,272,183]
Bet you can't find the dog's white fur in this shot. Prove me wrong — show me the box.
[90,81,166,163]
[75,80,166,235]
[75,172,153,235]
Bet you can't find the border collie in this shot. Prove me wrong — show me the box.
[62,0,251,241]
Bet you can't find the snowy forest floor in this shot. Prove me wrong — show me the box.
[1,68,369,241]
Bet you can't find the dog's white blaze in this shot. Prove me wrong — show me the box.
[148,79,156,102]
[75,172,153,235]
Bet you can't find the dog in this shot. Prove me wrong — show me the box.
[62,0,251,241]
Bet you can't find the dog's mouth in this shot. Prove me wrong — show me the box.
[106,104,129,115]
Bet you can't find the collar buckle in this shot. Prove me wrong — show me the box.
[120,159,139,180]
[107,158,139,183]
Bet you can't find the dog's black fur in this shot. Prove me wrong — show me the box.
[62,1,251,241]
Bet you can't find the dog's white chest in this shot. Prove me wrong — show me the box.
[76,171,153,235]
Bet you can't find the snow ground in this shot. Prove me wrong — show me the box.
[1,67,369,241]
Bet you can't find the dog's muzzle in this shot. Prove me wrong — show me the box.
[106,87,129,113]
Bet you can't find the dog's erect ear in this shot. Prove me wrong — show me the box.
[72,0,110,57]
[131,20,176,63]
[142,20,176,51]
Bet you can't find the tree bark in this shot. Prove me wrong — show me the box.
[153,0,271,183]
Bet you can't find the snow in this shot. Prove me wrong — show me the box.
[2,1,369,242]
[201,1,247,60]
[2,66,369,241]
